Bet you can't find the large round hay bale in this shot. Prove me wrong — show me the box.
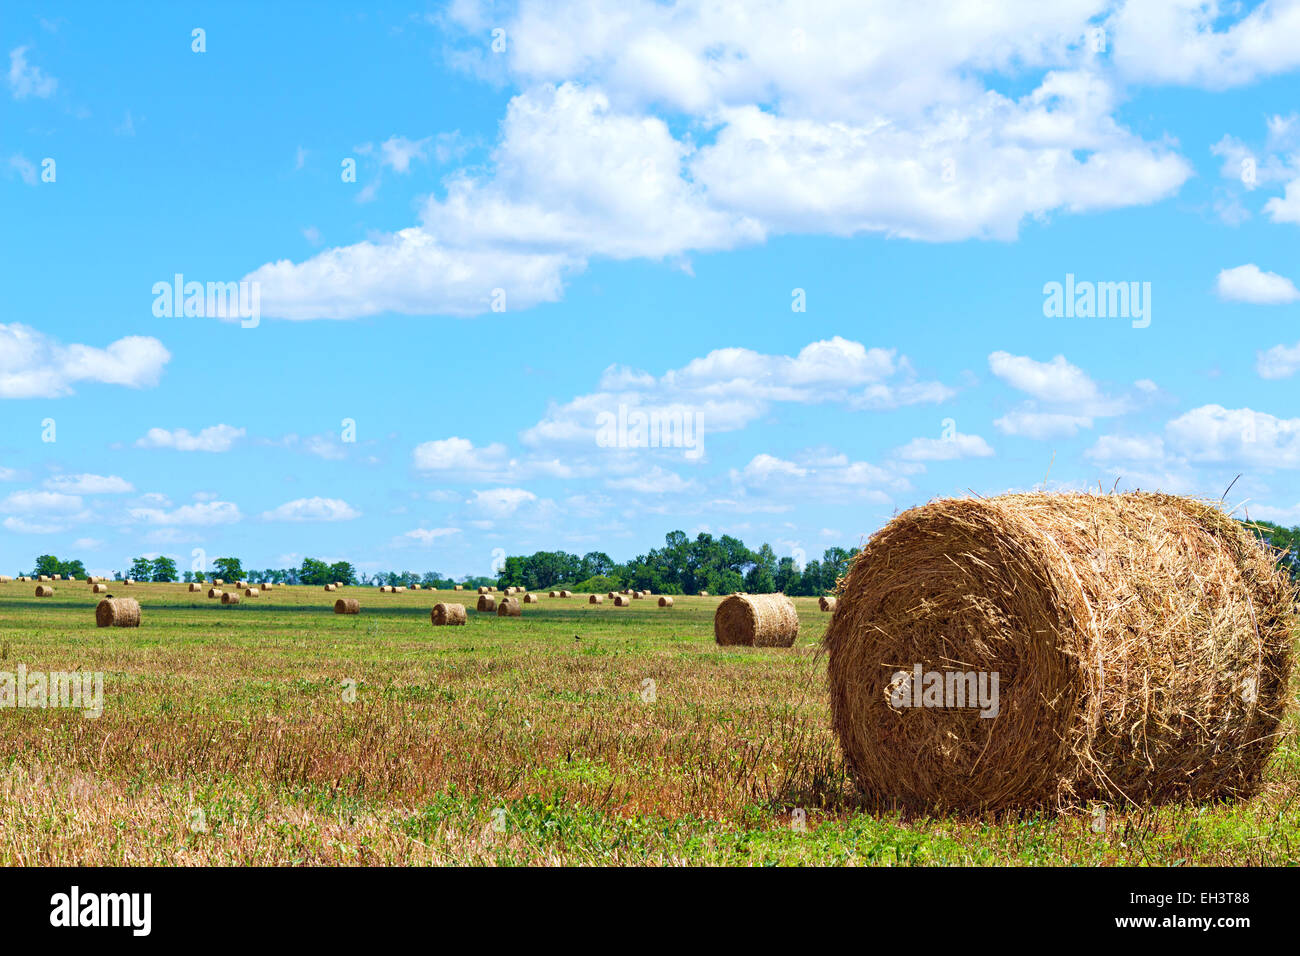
[86,576,99,584]
[825,492,1298,812]
[236,581,248,589]
[431,603,466,626]
[262,583,274,590]
[394,586,407,593]
[188,583,202,592]
[588,594,603,604]
[549,591,559,598]
[819,596,837,612]
[613,594,631,607]
[658,596,674,608]
[334,598,360,615]
[476,594,497,612]
[478,586,489,594]
[244,587,260,597]
[96,597,140,628]
[325,584,337,592]
[207,588,222,599]
[221,592,241,605]
[0,576,11,583]
[559,590,572,598]
[714,594,798,647]
[35,585,54,597]
[523,593,540,603]
[92,583,111,594]
[497,597,522,617]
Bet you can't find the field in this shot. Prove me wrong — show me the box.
[1,579,1298,866]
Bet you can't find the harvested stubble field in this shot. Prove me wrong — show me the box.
[1,579,1298,866]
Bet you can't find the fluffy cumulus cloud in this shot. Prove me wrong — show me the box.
[895,433,995,461]
[1258,340,1300,380]
[7,46,57,99]
[403,527,462,545]
[261,497,361,522]
[467,487,538,517]
[988,351,1128,438]
[1216,264,1300,304]
[729,449,911,506]
[243,1,1220,321]
[44,473,134,494]
[0,324,170,399]
[136,425,245,452]
[128,500,242,526]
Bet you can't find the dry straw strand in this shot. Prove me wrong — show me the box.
[823,491,1298,812]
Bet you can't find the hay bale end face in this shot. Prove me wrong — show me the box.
[476,594,497,613]
[588,594,603,604]
[35,585,54,597]
[497,597,522,617]
[221,592,241,605]
[658,596,674,608]
[825,492,1298,812]
[334,598,360,615]
[96,597,141,628]
[714,594,799,648]
[431,603,467,626]
[819,596,837,612]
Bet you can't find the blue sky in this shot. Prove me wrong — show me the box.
[2,1,1299,579]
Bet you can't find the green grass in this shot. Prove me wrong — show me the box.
[1,580,1297,865]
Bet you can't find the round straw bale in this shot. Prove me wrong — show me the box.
[92,583,111,594]
[614,594,631,607]
[560,590,572,598]
[431,602,467,625]
[819,596,837,612]
[411,583,421,590]
[658,596,674,608]
[825,492,1298,812]
[221,592,241,605]
[589,594,603,604]
[523,593,540,603]
[478,586,489,594]
[122,578,135,586]
[454,584,464,591]
[714,593,799,648]
[497,597,522,617]
[213,579,224,585]
[699,590,709,597]
[262,583,274,590]
[476,594,497,612]
[549,591,559,598]
[606,591,617,599]
[244,587,260,597]
[35,585,54,597]
[207,588,223,599]
[52,574,62,581]
[189,583,202,592]
[236,581,248,589]
[87,576,99,584]
[488,586,497,592]
[395,586,407,593]
[38,575,50,582]
[96,597,141,628]
[334,598,360,615]
[325,584,338,592]
[0,576,10,583]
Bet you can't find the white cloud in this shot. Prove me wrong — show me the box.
[44,474,134,494]
[379,135,431,173]
[0,490,83,515]
[0,324,170,399]
[8,154,37,185]
[895,433,994,461]
[1258,340,1300,380]
[467,488,537,517]
[1264,179,1300,224]
[988,351,1100,403]
[8,46,57,99]
[72,537,104,550]
[403,527,462,545]
[413,437,513,477]
[1085,434,1167,463]
[136,425,245,452]
[992,411,1094,439]
[0,466,17,481]
[729,450,908,505]
[606,466,697,494]
[1166,405,1300,468]
[989,351,1127,437]
[1215,264,1300,304]
[261,497,361,522]
[128,501,242,526]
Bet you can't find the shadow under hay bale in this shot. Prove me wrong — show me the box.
[431,603,466,625]
[476,594,497,612]
[497,597,522,617]
[96,597,140,628]
[824,491,1299,813]
[714,593,799,647]
[334,598,360,615]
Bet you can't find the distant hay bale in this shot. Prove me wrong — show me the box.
[431,603,467,626]
[589,594,603,604]
[236,581,248,589]
[207,588,223,599]
[623,589,633,595]
[411,583,421,590]
[824,491,1299,812]
[476,594,497,612]
[523,593,540,603]
[92,583,111,594]
[123,578,135,586]
[334,598,360,615]
[549,591,559,598]
[0,576,11,583]
[497,597,522,617]
[221,592,241,605]
[244,588,260,597]
[559,590,572,598]
[819,596,837,612]
[96,597,140,628]
[86,576,98,584]
[714,593,799,648]
[658,596,674,608]
[606,591,617,599]
[38,575,50,582]
[262,583,274,590]
[454,585,464,591]
[189,583,202,592]
[614,594,631,607]
[213,579,224,586]
[699,590,709,597]
[52,574,62,581]
[488,586,497,592]
[325,584,338,592]
[478,586,489,594]
[35,585,54,597]
[394,586,407,593]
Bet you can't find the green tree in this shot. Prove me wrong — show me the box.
[327,561,357,586]
[150,556,179,582]
[128,557,153,581]
[298,558,332,586]
[61,558,87,579]
[32,554,62,577]
[212,557,244,582]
